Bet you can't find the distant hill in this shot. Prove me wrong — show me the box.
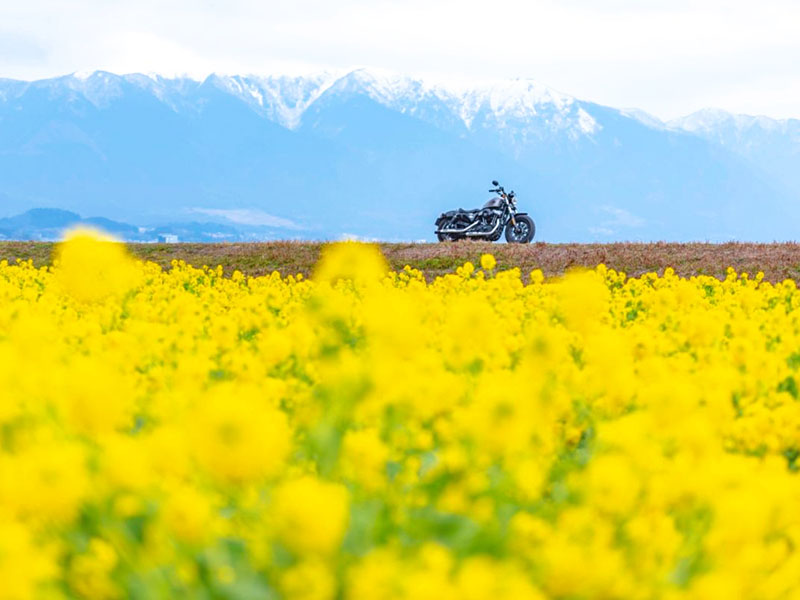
[0,208,257,242]
[0,208,140,241]
[1,70,799,242]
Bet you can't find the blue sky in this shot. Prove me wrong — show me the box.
[1,0,799,120]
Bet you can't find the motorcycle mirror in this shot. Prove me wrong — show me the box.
[491,180,499,186]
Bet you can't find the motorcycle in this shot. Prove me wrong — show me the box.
[434,181,535,243]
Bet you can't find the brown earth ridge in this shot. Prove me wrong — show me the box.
[3,241,800,284]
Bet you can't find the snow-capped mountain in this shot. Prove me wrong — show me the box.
[669,109,800,198]
[202,72,341,129]
[669,108,800,138]
[1,69,798,241]
[0,69,600,146]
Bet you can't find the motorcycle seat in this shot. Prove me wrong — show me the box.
[440,208,480,220]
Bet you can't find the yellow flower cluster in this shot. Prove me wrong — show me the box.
[2,230,800,599]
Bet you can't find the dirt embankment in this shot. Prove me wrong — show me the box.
[3,241,800,283]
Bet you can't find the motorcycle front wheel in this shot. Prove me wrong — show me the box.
[505,216,535,243]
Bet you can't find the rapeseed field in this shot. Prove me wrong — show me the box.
[2,229,800,599]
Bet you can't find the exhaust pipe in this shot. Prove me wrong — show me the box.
[464,219,501,237]
[436,221,480,235]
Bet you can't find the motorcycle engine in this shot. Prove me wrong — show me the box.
[476,208,500,232]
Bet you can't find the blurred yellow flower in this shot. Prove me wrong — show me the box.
[54,228,139,303]
[314,241,388,285]
[281,558,337,600]
[2,236,800,597]
[273,476,350,555]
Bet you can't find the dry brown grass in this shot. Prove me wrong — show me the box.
[3,241,800,283]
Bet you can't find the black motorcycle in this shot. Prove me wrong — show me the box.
[435,181,535,243]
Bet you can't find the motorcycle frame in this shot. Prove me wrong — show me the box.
[435,189,521,240]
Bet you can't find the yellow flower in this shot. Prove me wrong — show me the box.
[69,538,119,599]
[313,242,388,285]
[272,476,350,555]
[189,384,291,484]
[339,428,389,491]
[0,517,56,600]
[281,558,337,600]
[160,483,219,545]
[53,227,139,303]
[1,442,89,523]
[529,268,544,284]
[457,261,475,277]
[5,235,800,597]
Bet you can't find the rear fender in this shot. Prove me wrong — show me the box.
[436,210,462,227]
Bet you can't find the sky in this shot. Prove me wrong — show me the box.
[1,0,799,120]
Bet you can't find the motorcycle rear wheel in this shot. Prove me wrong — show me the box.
[505,216,535,243]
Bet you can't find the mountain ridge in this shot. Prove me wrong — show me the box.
[6,69,798,132]
[0,69,609,137]
[0,208,284,243]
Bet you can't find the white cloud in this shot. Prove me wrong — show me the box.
[1,0,799,119]
[588,226,615,236]
[600,206,645,228]
[338,233,380,242]
[191,208,300,229]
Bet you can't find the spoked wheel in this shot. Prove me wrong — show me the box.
[505,215,535,243]
[437,233,454,242]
